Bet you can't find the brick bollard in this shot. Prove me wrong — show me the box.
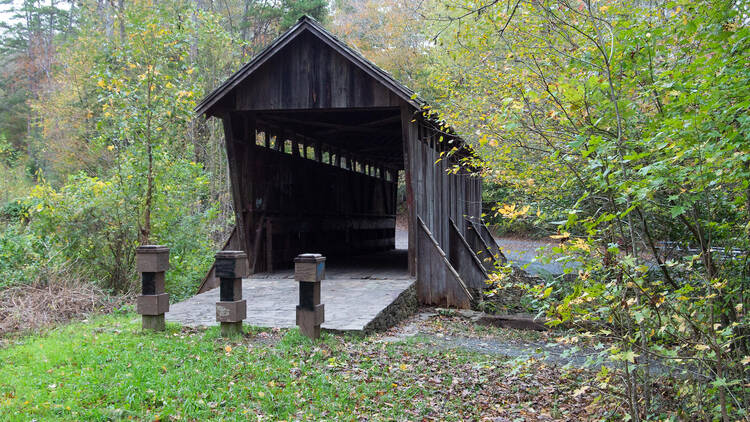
[295,254,325,339]
[136,245,170,331]
[215,251,248,337]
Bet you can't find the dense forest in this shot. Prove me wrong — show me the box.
[0,0,748,420]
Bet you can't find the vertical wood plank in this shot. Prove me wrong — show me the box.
[448,218,488,292]
[401,102,417,275]
[417,220,432,303]
[417,217,472,308]
[221,113,252,265]
[266,219,273,273]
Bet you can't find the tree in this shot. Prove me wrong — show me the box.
[427,0,750,419]
[23,0,242,292]
[0,0,75,171]
[331,0,432,90]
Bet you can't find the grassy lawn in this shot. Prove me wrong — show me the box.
[0,313,615,421]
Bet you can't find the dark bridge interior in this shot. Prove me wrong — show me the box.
[223,107,404,272]
[254,108,404,169]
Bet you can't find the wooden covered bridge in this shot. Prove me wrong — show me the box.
[192,16,502,310]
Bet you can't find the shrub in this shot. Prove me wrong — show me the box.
[0,155,223,301]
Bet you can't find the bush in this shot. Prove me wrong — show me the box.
[0,223,57,289]
[0,200,29,223]
[0,155,223,301]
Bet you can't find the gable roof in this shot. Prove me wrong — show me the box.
[195,15,424,116]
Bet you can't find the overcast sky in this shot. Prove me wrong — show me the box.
[0,0,23,28]
[0,0,73,32]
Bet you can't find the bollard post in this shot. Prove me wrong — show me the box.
[136,245,170,331]
[294,253,325,339]
[215,251,248,337]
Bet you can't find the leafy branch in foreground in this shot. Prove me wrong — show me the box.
[428,0,750,419]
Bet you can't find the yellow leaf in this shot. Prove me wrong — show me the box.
[741,356,750,365]
[257,391,265,398]
[695,344,710,351]
[550,232,570,240]
[573,385,589,397]
[224,345,232,353]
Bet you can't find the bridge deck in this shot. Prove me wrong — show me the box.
[166,249,415,333]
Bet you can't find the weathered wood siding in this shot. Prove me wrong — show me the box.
[417,217,472,308]
[402,103,483,307]
[235,31,401,111]
[448,219,489,293]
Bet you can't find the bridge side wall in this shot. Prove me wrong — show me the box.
[401,103,483,307]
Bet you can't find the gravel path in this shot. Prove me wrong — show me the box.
[381,311,689,377]
[380,312,601,368]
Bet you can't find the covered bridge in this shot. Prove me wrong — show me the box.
[195,16,501,308]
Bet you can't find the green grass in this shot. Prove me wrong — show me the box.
[1,313,621,421]
[0,313,504,421]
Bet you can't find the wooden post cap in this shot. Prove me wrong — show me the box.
[294,253,326,264]
[294,253,326,282]
[215,250,249,279]
[136,245,169,252]
[136,245,170,273]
